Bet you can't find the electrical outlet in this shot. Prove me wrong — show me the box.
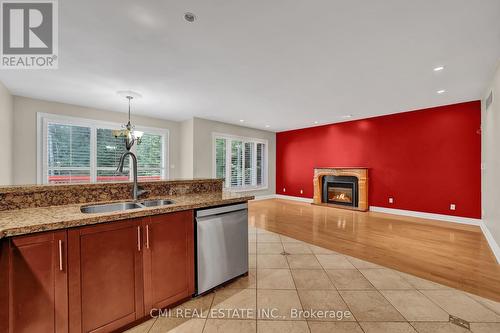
[283,188,286,193]
[389,197,394,204]
[300,189,303,194]
[450,204,456,211]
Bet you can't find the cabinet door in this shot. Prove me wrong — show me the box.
[68,219,144,333]
[8,230,68,333]
[143,210,194,311]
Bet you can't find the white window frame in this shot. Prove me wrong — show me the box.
[36,112,169,184]
[212,132,268,192]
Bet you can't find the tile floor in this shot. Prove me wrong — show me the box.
[126,226,500,333]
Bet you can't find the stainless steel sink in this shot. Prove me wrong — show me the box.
[81,199,175,213]
[140,199,175,207]
[80,202,143,214]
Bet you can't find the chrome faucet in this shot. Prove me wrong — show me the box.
[117,151,148,201]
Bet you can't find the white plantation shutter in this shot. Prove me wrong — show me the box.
[39,113,168,184]
[256,143,265,186]
[137,133,165,181]
[231,140,244,187]
[45,122,91,184]
[214,134,267,190]
[96,128,130,182]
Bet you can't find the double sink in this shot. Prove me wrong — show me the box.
[81,199,174,214]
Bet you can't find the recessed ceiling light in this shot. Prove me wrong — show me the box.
[239,119,245,122]
[313,121,319,124]
[437,89,446,94]
[341,115,353,119]
[433,66,445,72]
[184,12,196,22]
[265,125,270,128]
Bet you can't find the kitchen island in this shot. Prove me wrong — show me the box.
[0,179,253,333]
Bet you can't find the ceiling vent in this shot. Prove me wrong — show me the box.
[485,91,493,110]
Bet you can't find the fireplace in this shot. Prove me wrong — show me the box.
[313,168,368,211]
[322,175,359,207]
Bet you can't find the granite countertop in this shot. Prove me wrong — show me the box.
[0,191,254,238]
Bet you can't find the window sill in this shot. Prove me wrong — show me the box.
[225,186,269,193]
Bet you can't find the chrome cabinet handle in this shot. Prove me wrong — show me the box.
[58,240,63,271]
[137,226,141,251]
[146,225,150,249]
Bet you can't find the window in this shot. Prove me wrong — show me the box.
[213,133,267,191]
[38,113,168,184]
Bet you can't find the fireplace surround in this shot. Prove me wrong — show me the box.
[313,167,368,211]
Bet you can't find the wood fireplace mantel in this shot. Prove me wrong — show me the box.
[312,167,369,211]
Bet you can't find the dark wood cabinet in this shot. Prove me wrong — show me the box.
[142,210,195,311]
[3,209,196,333]
[67,218,144,333]
[6,230,68,333]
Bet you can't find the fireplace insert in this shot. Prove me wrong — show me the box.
[322,175,359,207]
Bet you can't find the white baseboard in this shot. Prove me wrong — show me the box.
[274,194,313,203]
[480,222,500,264]
[252,194,278,201]
[369,206,481,226]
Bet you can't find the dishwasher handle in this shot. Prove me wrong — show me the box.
[196,203,248,218]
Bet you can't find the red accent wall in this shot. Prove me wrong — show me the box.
[276,101,481,218]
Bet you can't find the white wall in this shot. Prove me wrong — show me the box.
[12,96,182,184]
[0,82,13,185]
[179,119,194,178]
[482,62,500,261]
[192,117,276,197]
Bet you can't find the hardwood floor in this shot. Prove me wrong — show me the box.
[249,199,500,302]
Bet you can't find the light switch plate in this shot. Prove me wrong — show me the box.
[450,204,456,210]
[389,197,394,204]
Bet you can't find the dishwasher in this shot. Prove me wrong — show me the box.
[195,203,248,295]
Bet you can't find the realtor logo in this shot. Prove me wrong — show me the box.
[1,0,58,69]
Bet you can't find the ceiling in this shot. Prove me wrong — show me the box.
[1,0,499,132]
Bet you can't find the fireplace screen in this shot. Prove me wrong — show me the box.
[328,185,353,204]
[322,175,359,207]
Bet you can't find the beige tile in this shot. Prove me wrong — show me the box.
[339,290,405,322]
[308,322,363,333]
[248,234,257,243]
[470,323,500,333]
[280,235,303,243]
[210,289,256,319]
[380,290,449,321]
[359,269,413,290]
[326,269,374,290]
[257,254,289,268]
[292,269,335,290]
[345,256,382,269]
[149,317,206,333]
[256,228,276,234]
[124,318,157,333]
[257,289,303,320]
[315,255,355,269]
[203,319,256,333]
[297,290,354,321]
[257,242,284,254]
[287,254,323,269]
[283,242,313,254]
[248,242,257,254]
[249,254,257,269]
[420,289,500,322]
[309,244,337,255]
[258,233,282,242]
[467,293,500,315]
[257,320,309,333]
[359,322,416,333]
[398,272,448,290]
[171,292,214,318]
[410,321,470,333]
[224,269,256,289]
[257,269,296,289]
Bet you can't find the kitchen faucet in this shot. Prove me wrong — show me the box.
[116,151,148,201]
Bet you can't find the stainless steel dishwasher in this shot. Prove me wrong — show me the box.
[195,203,248,295]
